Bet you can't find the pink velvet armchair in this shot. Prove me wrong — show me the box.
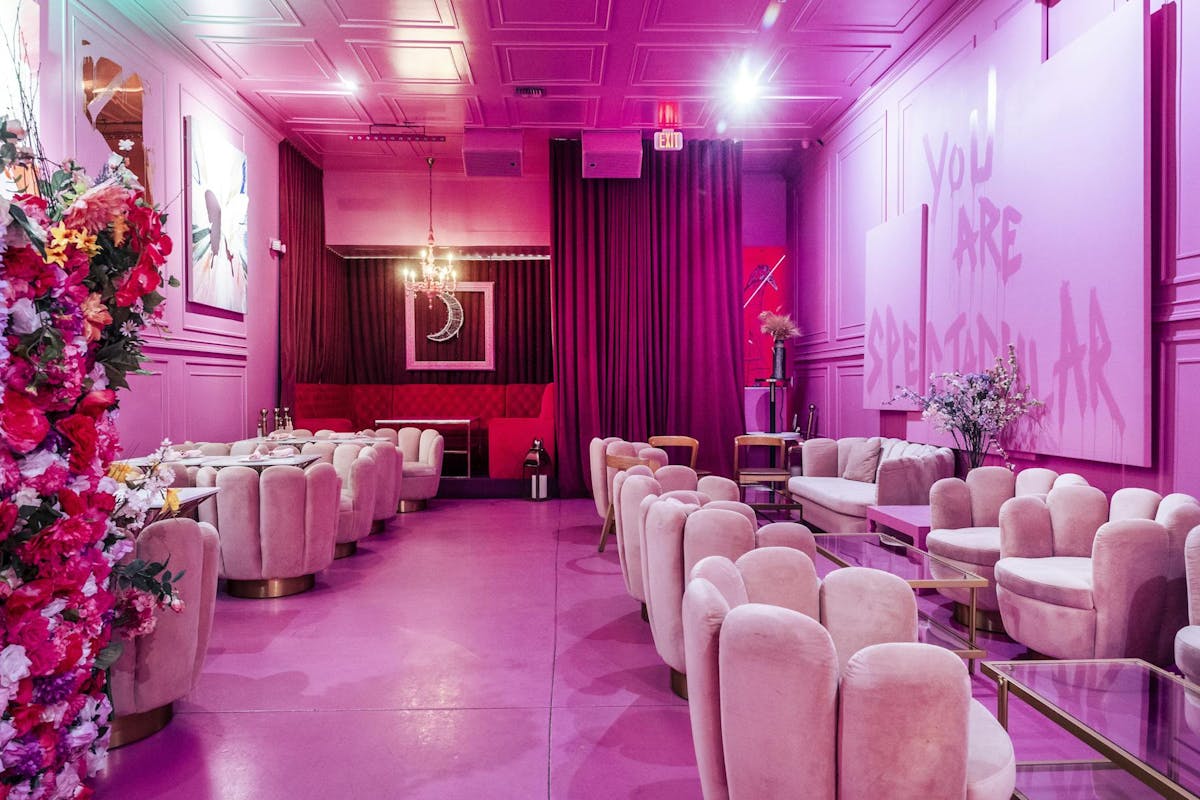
[718,605,1015,800]
[396,427,444,512]
[589,437,670,551]
[368,442,401,533]
[108,517,220,747]
[642,499,815,697]
[612,466,739,612]
[996,485,1200,663]
[682,550,917,800]
[332,444,378,559]
[196,462,340,598]
[926,467,1087,632]
[1176,526,1200,682]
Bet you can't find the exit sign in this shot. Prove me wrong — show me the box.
[653,129,683,151]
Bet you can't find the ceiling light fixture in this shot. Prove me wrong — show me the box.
[347,124,446,143]
[731,59,763,107]
[403,156,456,300]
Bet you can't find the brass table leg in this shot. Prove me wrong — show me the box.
[968,586,979,675]
[997,676,1009,729]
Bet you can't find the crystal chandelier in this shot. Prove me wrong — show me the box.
[403,156,457,297]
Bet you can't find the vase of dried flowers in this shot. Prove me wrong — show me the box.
[759,311,801,380]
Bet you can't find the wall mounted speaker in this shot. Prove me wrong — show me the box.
[462,129,524,177]
[581,130,643,179]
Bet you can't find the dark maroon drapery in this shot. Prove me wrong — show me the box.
[551,139,745,495]
[343,257,553,384]
[278,142,348,405]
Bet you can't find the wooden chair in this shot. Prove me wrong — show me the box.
[648,435,700,470]
[733,435,790,487]
[598,453,656,552]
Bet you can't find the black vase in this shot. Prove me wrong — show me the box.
[771,340,787,380]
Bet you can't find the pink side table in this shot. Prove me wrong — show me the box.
[866,504,932,551]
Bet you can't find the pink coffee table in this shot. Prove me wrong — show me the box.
[866,504,932,551]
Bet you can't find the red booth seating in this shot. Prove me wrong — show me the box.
[294,383,555,479]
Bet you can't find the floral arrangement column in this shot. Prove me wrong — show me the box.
[0,120,181,799]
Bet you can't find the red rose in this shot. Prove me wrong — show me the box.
[114,261,161,307]
[56,414,98,473]
[77,389,115,418]
[0,391,49,453]
[0,500,16,542]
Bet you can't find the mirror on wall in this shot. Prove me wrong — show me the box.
[82,46,151,201]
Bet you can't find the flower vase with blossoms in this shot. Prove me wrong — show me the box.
[0,117,185,799]
[895,344,1043,471]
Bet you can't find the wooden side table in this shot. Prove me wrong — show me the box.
[866,504,932,551]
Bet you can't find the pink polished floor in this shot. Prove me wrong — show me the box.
[96,499,1155,799]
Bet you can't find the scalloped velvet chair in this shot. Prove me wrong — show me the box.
[612,466,740,612]
[301,441,336,464]
[589,437,671,550]
[996,485,1200,663]
[108,517,220,747]
[229,439,260,457]
[718,605,1015,800]
[1175,526,1200,682]
[196,462,340,598]
[369,442,401,532]
[926,467,1088,632]
[396,427,444,512]
[683,552,919,800]
[332,444,378,559]
[642,499,815,697]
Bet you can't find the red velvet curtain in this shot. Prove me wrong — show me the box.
[551,139,745,495]
[343,256,552,384]
[278,142,348,405]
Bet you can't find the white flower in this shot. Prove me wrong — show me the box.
[118,138,134,152]
[82,573,98,597]
[40,597,68,620]
[9,297,39,334]
[19,449,64,478]
[0,719,15,749]
[0,644,32,689]
[12,486,39,508]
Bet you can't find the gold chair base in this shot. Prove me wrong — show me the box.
[399,499,427,513]
[370,519,384,535]
[953,603,1006,634]
[670,668,689,700]
[640,602,649,622]
[109,703,173,749]
[226,574,315,599]
[334,541,358,559]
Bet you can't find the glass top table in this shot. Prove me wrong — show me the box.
[984,659,1200,799]
[812,531,988,668]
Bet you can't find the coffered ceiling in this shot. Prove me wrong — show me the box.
[125,0,958,173]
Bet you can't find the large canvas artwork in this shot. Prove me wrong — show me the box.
[898,1,1150,466]
[185,115,248,313]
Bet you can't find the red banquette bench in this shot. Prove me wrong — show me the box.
[294,383,554,480]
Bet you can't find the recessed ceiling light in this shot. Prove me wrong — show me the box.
[731,60,762,107]
[340,76,359,92]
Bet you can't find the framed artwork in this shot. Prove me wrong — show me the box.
[184,115,248,313]
[405,281,495,371]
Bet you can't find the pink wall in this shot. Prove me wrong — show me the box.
[38,0,283,455]
[790,0,1200,495]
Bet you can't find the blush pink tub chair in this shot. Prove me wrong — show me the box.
[332,444,378,559]
[996,485,1200,663]
[718,605,1015,800]
[396,427,444,512]
[109,517,220,747]
[642,499,815,697]
[683,550,918,800]
[589,437,670,551]
[1176,526,1200,682]
[196,462,340,598]
[926,467,1088,632]
[612,466,740,610]
[786,437,954,533]
[369,442,402,532]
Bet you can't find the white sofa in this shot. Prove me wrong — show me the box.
[786,437,954,533]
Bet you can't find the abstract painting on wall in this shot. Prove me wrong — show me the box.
[185,115,248,313]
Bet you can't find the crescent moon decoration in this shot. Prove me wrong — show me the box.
[426,291,464,342]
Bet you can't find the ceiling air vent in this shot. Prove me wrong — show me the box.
[514,86,545,97]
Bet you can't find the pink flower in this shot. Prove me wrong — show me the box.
[62,183,132,234]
